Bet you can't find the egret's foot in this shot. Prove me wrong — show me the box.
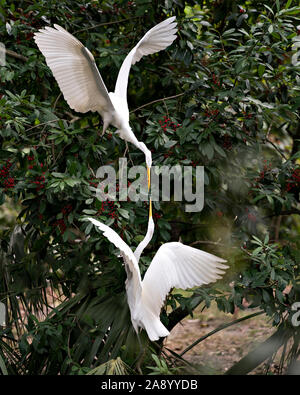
[135,351,145,375]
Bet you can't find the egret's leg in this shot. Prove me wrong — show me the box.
[102,120,108,137]
[134,331,145,375]
[123,142,128,157]
[96,120,109,165]
[97,119,108,140]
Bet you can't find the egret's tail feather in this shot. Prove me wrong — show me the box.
[142,315,170,342]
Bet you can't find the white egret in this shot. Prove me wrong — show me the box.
[34,17,178,190]
[87,208,228,342]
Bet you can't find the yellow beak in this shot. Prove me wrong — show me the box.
[147,166,151,192]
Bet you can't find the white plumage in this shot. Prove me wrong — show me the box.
[88,216,228,342]
[34,18,178,178]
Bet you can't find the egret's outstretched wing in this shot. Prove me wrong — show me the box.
[142,242,228,316]
[34,25,114,115]
[88,217,142,288]
[114,17,177,99]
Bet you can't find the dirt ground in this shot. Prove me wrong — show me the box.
[164,303,277,375]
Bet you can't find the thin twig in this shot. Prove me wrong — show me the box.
[73,16,140,34]
[25,119,62,134]
[265,137,287,160]
[130,93,185,113]
[53,92,62,111]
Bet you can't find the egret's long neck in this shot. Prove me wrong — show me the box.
[134,199,154,263]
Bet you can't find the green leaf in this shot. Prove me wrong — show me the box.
[252,247,263,256]
[264,4,274,15]
[285,0,292,8]
[235,58,248,74]
[118,208,129,219]
[264,234,269,244]
[51,172,65,178]
[0,355,8,375]
[85,222,93,235]
[82,209,97,215]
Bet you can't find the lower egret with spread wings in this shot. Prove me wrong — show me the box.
[34,17,178,191]
[88,212,228,342]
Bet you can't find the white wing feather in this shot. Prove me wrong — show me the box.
[142,242,228,317]
[114,17,177,99]
[34,25,114,115]
[87,217,142,290]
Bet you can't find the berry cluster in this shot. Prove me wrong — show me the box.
[111,1,134,14]
[53,219,67,234]
[26,154,47,191]
[191,160,200,168]
[242,110,253,119]
[204,108,219,118]
[51,204,73,234]
[61,204,73,216]
[245,208,256,222]
[32,175,46,191]
[98,201,118,219]
[0,159,15,190]
[11,11,42,44]
[286,168,300,192]
[164,149,174,159]
[158,116,181,132]
[89,176,98,189]
[153,212,162,220]
[212,73,220,87]
[256,160,272,182]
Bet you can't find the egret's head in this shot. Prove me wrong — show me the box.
[146,153,152,169]
[138,142,152,168]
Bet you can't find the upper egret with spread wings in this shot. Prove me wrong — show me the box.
[34,17,178,190]
[88,212,228,342]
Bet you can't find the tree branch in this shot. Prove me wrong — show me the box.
[2,48,28,62]
[264,209,300,218]
[190,240,231,248]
